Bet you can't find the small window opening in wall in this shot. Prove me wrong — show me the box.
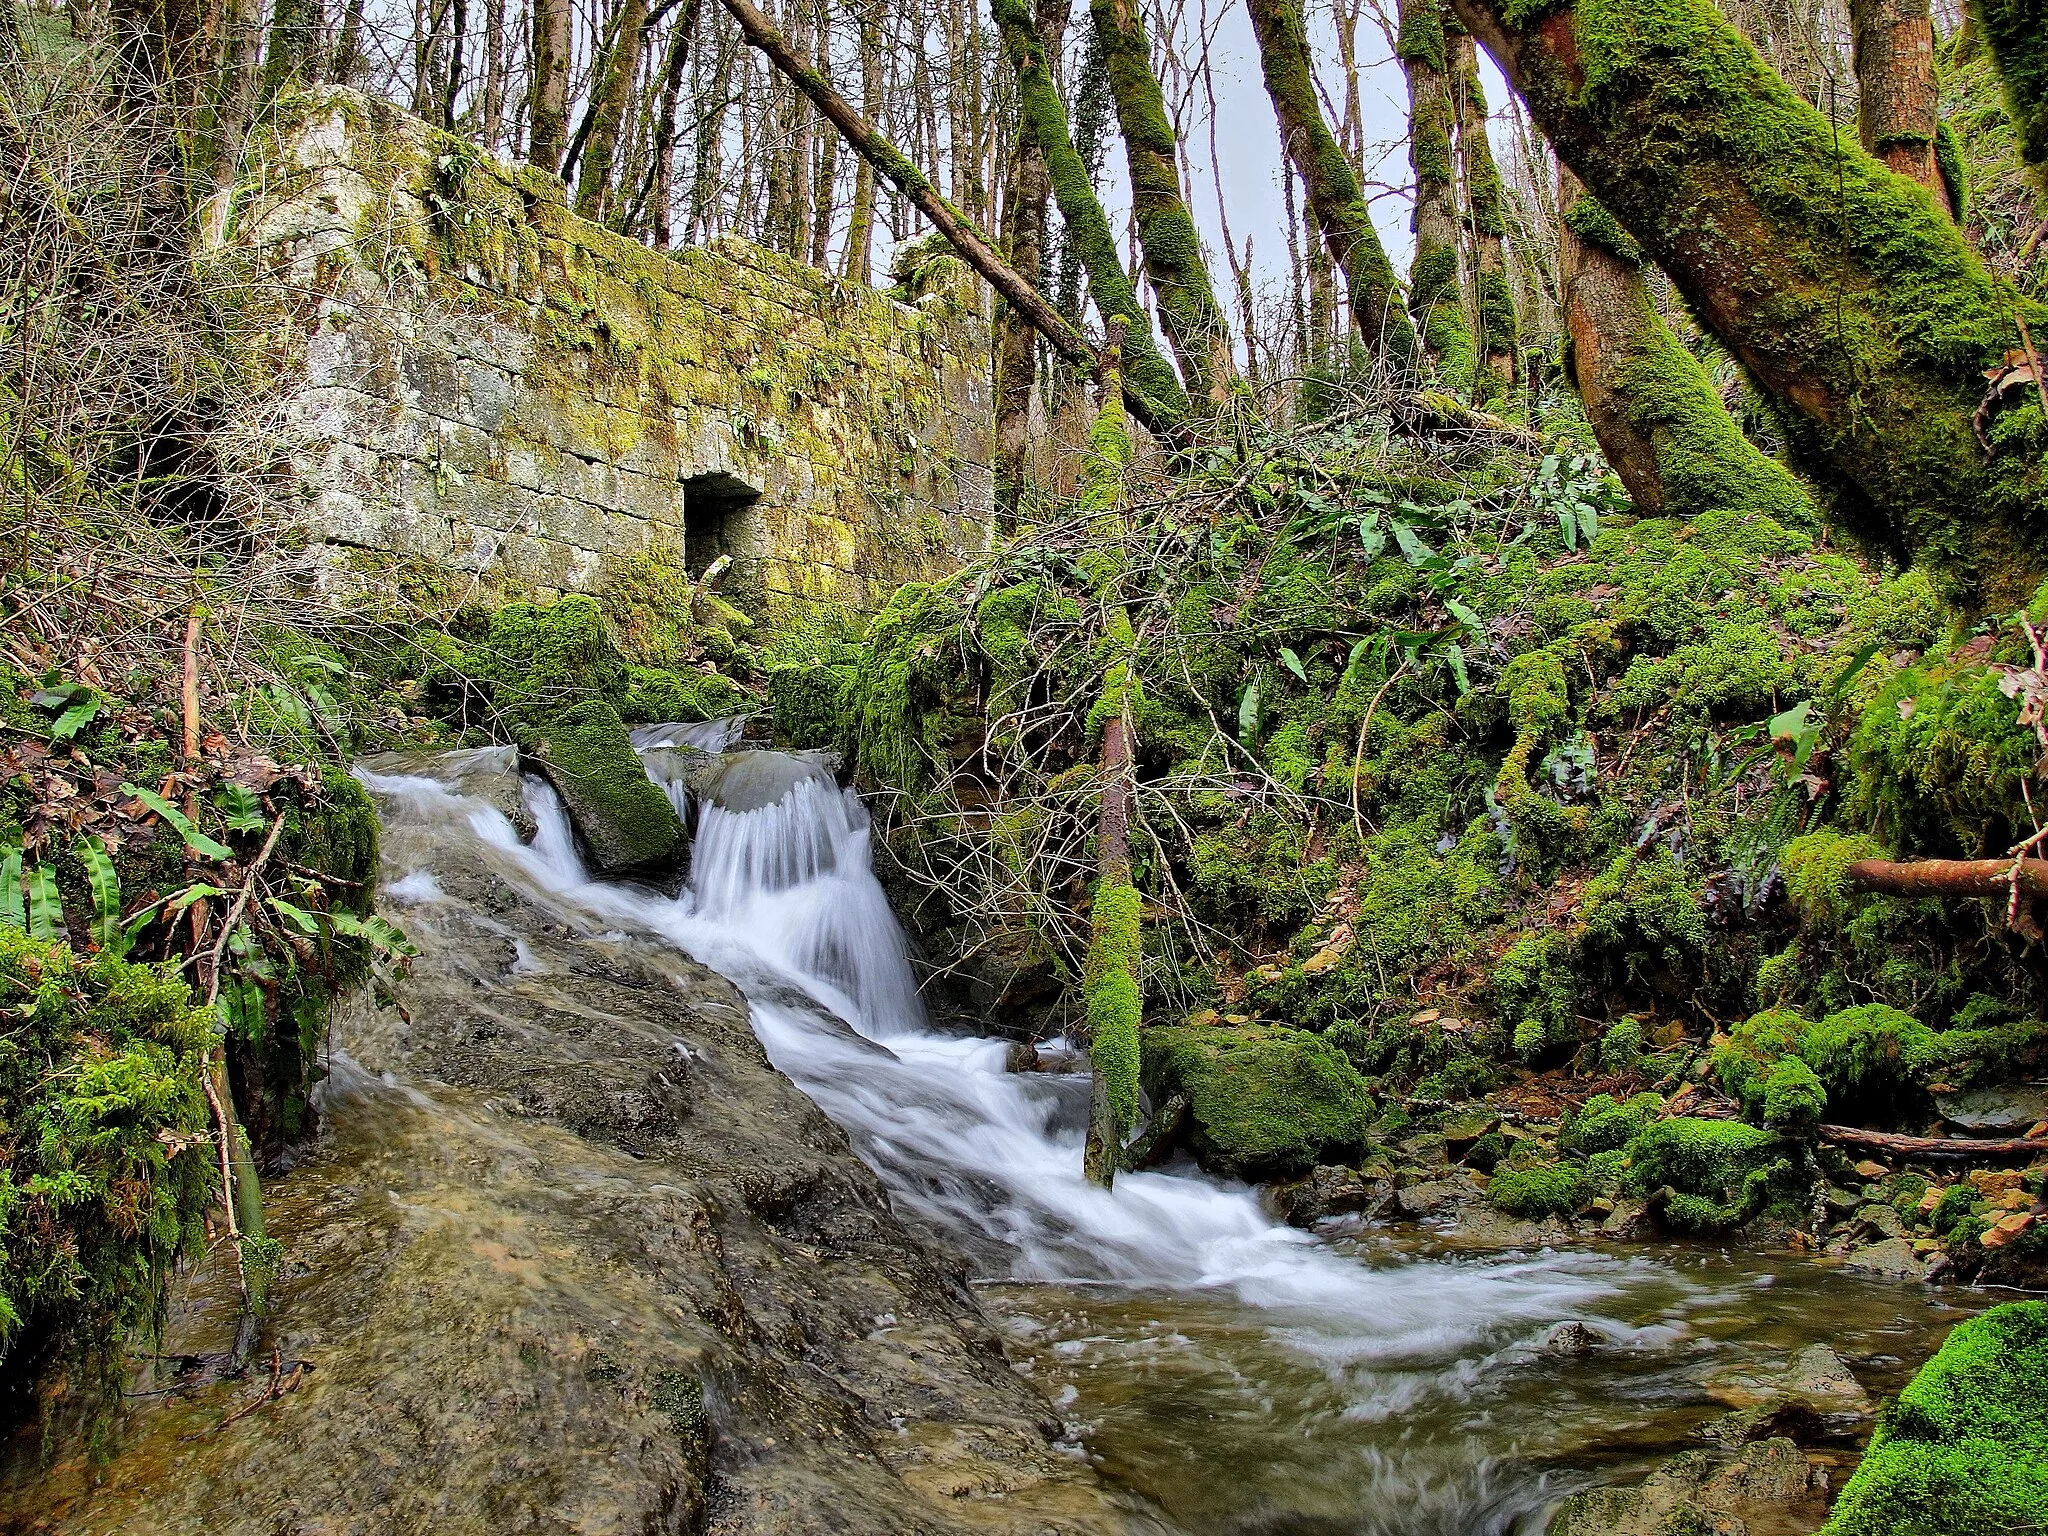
[682,472,762,576]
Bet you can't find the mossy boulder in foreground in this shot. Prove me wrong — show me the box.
[516,698,684,875]
[1821,1301,2048,1536]
[1139,1023,1375,1180]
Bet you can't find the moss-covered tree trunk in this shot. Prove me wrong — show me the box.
[1969,0,2047,192]
[1450,24,1519,389]
[1398,0,1476,393]
[1244,0,1417,375]
[574,0,651,223]
[527,0,572,173]
[1448,0,2048,607]
[996,0,1071,525]
[1558,164,1819,525]
[991,0,1189,426]
[1080,342,1142,1188]
[1087,0,1236,403]
[1849,0,1951,213]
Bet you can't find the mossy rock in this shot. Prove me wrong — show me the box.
[1820,1302,2048,1536]
[1487,1160,1585,1218]
[1625,1116,1790,1232]
[1138,1024,1375,1180]
[516,698,684,875]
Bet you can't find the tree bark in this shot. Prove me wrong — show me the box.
[1398,0,1475,392]
[1447,0,2048,609]
[1450,24,1518,389]
[576,0,652,221]
[1558,163,1819,524]
[838,0,880,283]
[1820,1124,2048,1160]
[1849,0,1950,213]
[994,0,1069,526]
[647,0,703,245]
[1244,0,1417,376]
[1845,856,2048,900]
[528,0,573,173]
[990,0,1188,426]
[1087,0,1236,403]
[195,0,267,249]
[717,0,1174,438]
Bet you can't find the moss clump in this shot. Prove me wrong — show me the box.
[1561,1090,1663,1154]
[1800,1004,1936,1116]
[1598,1016,1644,1075]
[518,698,682,873]
[1084,883,1144,1136]
[1759,1056,1826,1132]
[1625,1116,1786,1230]
[1139,1023,1375,1179]
[1781,831,1885,927]
[621,665,748,726]
[0,928,214,1394]
[1820,1301,2048,1536]
[1713,1008,1808,1118]
[1487,1160,1585,1218]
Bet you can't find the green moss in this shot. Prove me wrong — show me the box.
[516,698,683,872]
[1714,1008,1810,1117]
[1625,1116,1782,1218]
[1972,0,2047,186]
[0,928,213,1396]
[1800,1004,1936,1113]
[1561,1090,1663,1153]
[1488,1160,1585,1217]
[1139,1023,1376,1179]
[1598,1016,1644,1074]
[1760,1056,1826,1132]
[1085,882,1145,1134]
[1782,832,1886,926]
[620,665,748,726]
[1820,1301,2048,1536]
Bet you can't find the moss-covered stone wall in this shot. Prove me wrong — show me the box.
[236,88,994,614]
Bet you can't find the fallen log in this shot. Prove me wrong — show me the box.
[1819,1124,2048,1161]
[1844,856,2048,900]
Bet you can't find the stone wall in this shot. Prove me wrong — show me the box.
[238,88,993,613]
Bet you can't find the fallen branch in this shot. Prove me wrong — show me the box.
[1819,1124,2048,1161]
[1844,856,2048,901]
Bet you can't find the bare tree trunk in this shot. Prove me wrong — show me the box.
[1850,0,1951,212]
[529,0,573,173]
[1450,24,1517,389]
[1558,163,1819,524]
[1087,0,1235,402]
[444,0,469,128]
[1450,0,2048,608]
[335,0,367,84]
[1397,0,1474,391]
[1245,0,1417,376]
[196,0,267,249]
[808,0,838,267]
[839,0,881,281]
[648,0,703,244]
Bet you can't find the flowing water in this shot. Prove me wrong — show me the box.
[354,745,1979,1536]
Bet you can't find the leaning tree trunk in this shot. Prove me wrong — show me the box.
[1244,0,1417,376]
[991,0,1189,426]
[1558,164,1819,525]
[1398,0,1475,393]
[575,0,652,223]
[719,0,1180,437]
[1448,0,2048,609]
[195,0,267,249]
[1849,0,1951,213]
[1450,23,1518,390]
[1968,0,2046,192]
[1087,0,1237,403]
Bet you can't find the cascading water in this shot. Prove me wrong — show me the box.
[354,743,1970,1536]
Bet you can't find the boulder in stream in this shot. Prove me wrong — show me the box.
[1138,1022,1376,1180]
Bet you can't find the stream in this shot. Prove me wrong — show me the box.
[348,739,1974,1536]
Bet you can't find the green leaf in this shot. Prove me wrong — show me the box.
[1558,507,1578,551]
[76,837,124,955]
[1357,512,1386,562]
[216,784,267,834]
[1444,597,1485,633]
[49,695,105,742]
[0,847,22,931]
[1237,671,1264,742]
[331,910,418,959]
[1576,503,1600,546]
[1443,644,1472,696]
[162,882,228,919]
[121,783,234,862]
[1825,640,1884,705]
[25,865,62,942]
[1279,647,1308,683]
[267,897,321,935]
[1768,700,1822,768]
[1392,521,1435,566]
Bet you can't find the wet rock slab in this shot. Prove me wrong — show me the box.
[0,755,1171,1536]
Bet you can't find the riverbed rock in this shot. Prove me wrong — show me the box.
[0,753,1170,1536]
[1548,1439,1829,1536]
[1709,1343,1871,1420]
[1842,1236,1930,1282]
[520,697,687,874]
[1269,1164,1390,1226]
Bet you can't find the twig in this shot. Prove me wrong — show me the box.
[1350,660,1410,844]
